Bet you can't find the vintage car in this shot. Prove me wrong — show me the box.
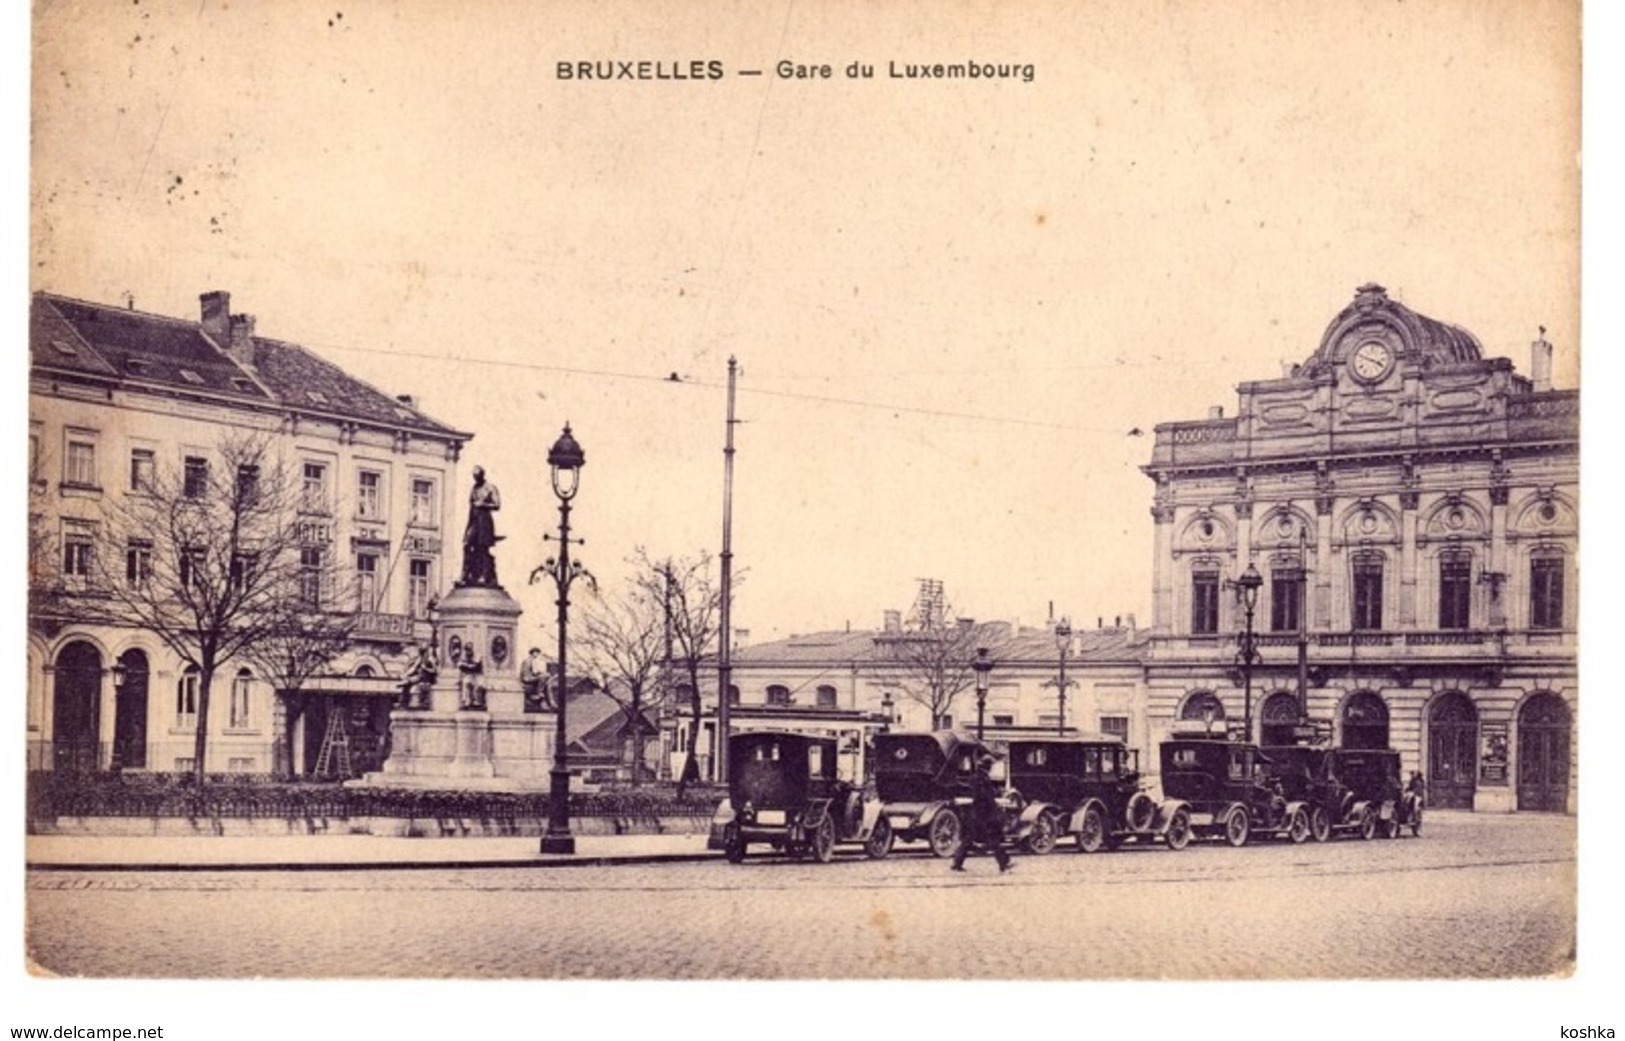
[869,730,1057,858]
[1007,737,1193,852]
[1262,744,1423,840]
[707,730,889,863]
[1158,734,1314,846]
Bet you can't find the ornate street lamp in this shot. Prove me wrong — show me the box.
[971,646,994,742]
[533,424,588,855]
[1053,618,1073,735]
[1234,563,1264,744]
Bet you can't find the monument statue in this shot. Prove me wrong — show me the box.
[460,465,503,587]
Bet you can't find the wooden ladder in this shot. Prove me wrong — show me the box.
[314,709,353,779]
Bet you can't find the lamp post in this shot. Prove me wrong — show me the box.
[1235,563,1263,744]
[880,690,895,733]
[1053,618,1073,735]
[971,647,994,742]
[535,424,587,855]
[110,661,128,771]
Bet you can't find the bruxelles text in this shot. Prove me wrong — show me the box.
[554,59,1036,84]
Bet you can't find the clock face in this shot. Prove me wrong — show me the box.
[1351,341,1393,381]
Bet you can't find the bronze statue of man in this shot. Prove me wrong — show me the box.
[460,465,502,586]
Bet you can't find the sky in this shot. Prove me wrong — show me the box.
[10,1,1618,1034]
[24,0,1581,649]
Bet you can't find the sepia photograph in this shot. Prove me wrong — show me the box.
[8,0,1613,1035]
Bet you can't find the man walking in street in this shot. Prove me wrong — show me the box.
[952,753,1013,873]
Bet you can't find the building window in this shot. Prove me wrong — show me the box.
[179,547,206,591]
[1100,715,1129,740]
[728,685,741,706]
[64,437,97,487]
[129,448,155,492]
[1180,691,1225,723]
[300,547,325,606]
[355,552,379,611]
[230,552,258,593]
[1530,552,1565,630]
[229,669,253,729]
[176,666,200,729]
[1270,567,1303,632]
[1351,552,1384,631]
[766,684,792,707]
[408,558,433,618]
[410,478,437,526]
[301,462,329,514]
[815,684,838,709]
[183,456,209,499]
[993,714,1016,727]
[236,464,260,506]
[126,539,152,585]
[29,431,41,485]
[357,470,384,520]
[62,530,95,580]
[1438,551,1472,630]
[1191,569,1220,634]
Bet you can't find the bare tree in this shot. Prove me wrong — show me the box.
[89,430,352,785]
[577,568,666,787]
[875,594,1007,730]
[629,549,733,797]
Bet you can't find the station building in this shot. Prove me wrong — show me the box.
[1141,284,1577,813]
[27,289,472,779]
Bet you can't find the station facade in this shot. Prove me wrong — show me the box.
[1141,284,1577,813]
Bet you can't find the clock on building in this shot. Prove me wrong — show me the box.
[1350,340,1394,382]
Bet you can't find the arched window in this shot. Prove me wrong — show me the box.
[176,666,200,729]
[1341,691,1389,750]
[1259,691,1301,745]
[815,684,838,709]
[766,684,792,707]
[1180,691,1225,723]
[229,668,253,729]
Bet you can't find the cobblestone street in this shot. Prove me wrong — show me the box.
[26,811,1575,980]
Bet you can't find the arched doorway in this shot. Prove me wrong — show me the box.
[1341,691,1389,750]
[52,641,102,772]
[1259,692,1301,745]
[1517,694,1571,812]
[112,649,150,770]
[1427,692,1477,809]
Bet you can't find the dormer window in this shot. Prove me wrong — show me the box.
[126,359,149,375]
[179,369,204,385]
[50,340,77,357]
[231,378,256,393]
[307,390,329,406]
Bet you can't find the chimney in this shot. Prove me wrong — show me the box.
[733,628,750,650]
[396,394,419,410]
[227,313,257,367]
[1207,405,1225,420]
[200,290,231,343]
[1531,327,1553,392]
[1124,613,1137,631]
[883,610,902,633]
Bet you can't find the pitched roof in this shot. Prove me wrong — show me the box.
[31,291,468,440]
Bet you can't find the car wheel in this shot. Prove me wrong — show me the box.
[1410,803,1423,838]
[1164,807,1193,851]
[929,808,963,858]
[1024,810,1060,856]
[1310,805,1332,843]
[1288,807,1311,844]
[811,815,836,863]
[1224,806,1251,848]
[1126,791,1157,832]
[1077,804,1106,853]
[865,816,894,860]
[1357,807,1377,841]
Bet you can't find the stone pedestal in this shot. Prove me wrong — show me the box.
[353,582,559,791]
